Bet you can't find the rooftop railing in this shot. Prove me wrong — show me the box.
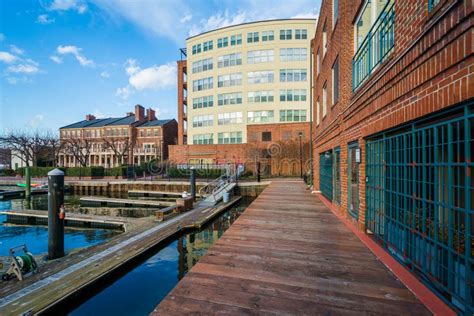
[352,1,395,91]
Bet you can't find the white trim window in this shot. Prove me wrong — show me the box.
[192,115,213,128]
[218,92,242,106]
[248,90,274,103]
[217,53,242,68]
[280,48,307,61]
[248,111,274,123]
[218,73,242,87]
[218,112,243,125]
[280,69,307,82]
[247,71,274,84]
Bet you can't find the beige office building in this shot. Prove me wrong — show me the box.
[177,19,316,146]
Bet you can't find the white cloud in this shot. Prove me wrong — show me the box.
[91,0,319,43]
[125,58,139,76]
[56,45,94,67]
[180,13,192,23]
[9,45,25,55]
[49,55,63,64]
[128,63,176,90]
[116,85,133,99]
[189,11,248,37]
[49,0,87,14]
[37,14,55,24]
[28,114,44,128]
[7,64,40,74]
[116,59,176,99]
[6,77,18,84]
[291,10,319,19]
[100,71,110,78]
[0,33,5,41]
[0,52,17,63]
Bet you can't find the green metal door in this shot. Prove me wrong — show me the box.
[319,151,333,201]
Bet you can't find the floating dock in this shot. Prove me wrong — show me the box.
[79,196,175,208]
[0,210,126,231]
[0,196,241,315]
[128,190,199,198]
[154,180,452,315]
[0,189,48,200]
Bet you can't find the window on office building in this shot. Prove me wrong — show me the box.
[218,73,242,87]
[217,37,228,48]
[280,48,307,61]
[280,29,292,40]
[230,34,242,45]
[192,115,213,128]
[247,50,274,64]
[248,71,274,84]
[217,53,242,68]
[203,40,213,51]
[280,69,307,82]
[248,90,274,103]
[218,112,243,125]
[280,109,307,122]
[193,96,214,109]
[218,131,242,144]
[295,29,307,39]
[247,32,259,43]
[262,31,274,41]
[280,89,307,102]
[218,92,242,106]
[248,111,274,123]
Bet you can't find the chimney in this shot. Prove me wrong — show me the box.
[146,108,156,121]
[126,112,133,117]
[85,114,96,121]
[135,104,144,122]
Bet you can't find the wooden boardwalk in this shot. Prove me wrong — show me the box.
[155,180,431,315]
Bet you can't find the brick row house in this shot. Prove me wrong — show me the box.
[59,105,178,168]
[312,0,473,313]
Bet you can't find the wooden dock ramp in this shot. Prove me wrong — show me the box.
[154,180,432,315]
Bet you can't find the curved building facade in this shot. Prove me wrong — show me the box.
[177,19,316,147]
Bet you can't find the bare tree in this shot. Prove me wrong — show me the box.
[0,130,49,167]
[101,136,130,166]
[44,132,63,167]
[63,137,92,168]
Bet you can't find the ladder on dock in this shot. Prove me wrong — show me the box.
[198,165,241,207]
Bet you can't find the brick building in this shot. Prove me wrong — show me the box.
[312,0,473,313]
[59,105,178,167]
[172,19,316,175]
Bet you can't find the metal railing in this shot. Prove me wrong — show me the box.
[198,165,238,201]
[352,1,395,91]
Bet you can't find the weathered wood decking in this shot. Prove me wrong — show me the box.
[155,180,431,315]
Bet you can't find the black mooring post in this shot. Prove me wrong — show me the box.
[190,168,196,201]
[48,168,65,260]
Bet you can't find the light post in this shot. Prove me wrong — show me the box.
[298,132,303,179]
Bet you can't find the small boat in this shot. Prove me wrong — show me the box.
[16,183,40,188]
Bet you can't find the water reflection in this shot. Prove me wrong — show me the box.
[69,199,250,316]
[0,197,120,256]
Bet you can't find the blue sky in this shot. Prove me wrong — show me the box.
[0,0,319,132]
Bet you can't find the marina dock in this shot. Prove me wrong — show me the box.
[79,196,175,208]
[0,196,241,315]
[0,210,126,231]
[155,180,453,315]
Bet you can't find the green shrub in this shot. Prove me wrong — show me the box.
[0,169,16,176]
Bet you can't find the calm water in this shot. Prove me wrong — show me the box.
[0,195,119,256]
[68,198,251,316]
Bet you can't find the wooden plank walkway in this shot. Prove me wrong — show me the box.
[155,180,431,315]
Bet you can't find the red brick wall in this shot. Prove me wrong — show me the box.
[312,0,473,229]
[177,61,187,145]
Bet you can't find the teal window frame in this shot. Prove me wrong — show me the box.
[428,0,441,12]
[320,150,334,201]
